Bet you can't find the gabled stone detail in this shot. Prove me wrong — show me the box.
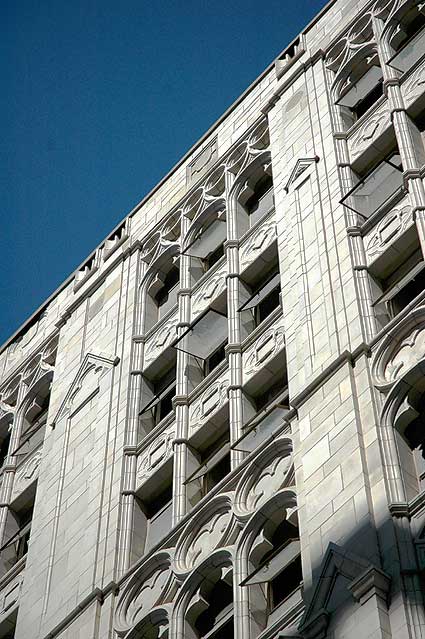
[51,352,119,426]
[285,157,319,193]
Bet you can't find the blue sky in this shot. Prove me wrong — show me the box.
[1,0,327,346]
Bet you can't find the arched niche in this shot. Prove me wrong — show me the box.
[381,359,425,501]
[173,549,235,639]
[235,488,301,636]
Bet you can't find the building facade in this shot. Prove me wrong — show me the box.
[1,0,425,637]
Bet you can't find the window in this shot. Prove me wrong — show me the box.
[236,166,274,235]
[371,241,425,326]
[12,390,51,461]
[134,478,173,556]
[145,260,180,331]
[194,578,233,638]
[139,360,177,436]
[336,63,383,129]
[242,518,302,623]
[155,265,179,320]
[388,6,425,73]
[245,173,274,227]
[239,271,281,328]
[184,216,227,283]
[172,308,228,380]
[0,500,35,577]
[186,433,231,500]
[341,151,403,220]
[187,568,234,639]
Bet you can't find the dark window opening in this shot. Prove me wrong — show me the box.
[204,450,231,494]
[195,579,233,637]
[155,265,179,312]
[246,174,274,226]
[143,484,173,519]
[269,554,303,611]
[0,431,11,468]
[204,342,227,377]
[203,243,225,272]
[257,285,281,324]
[388,267,425,318]
[255,380,288,412]
[396,11,425,50]
[351,80,384,120]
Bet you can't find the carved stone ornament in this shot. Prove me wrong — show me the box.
[189,375,229,432]
[182,163,225,229]
[372,306,425,391]
[403,58,425,106]
[364,197,412,262]
[234,437,294,518]
[173,495,237,575]
[348,100,390,162]
[114,551,175,636]
[187,137,218,186]
[51,352,118,425]
[144,314,178,367]
[225,118,270,186]
[137,422,176,483]
[191,266,227,319]
[12,447,43,501]
[239,218,276,272]
[243,320,285,380]
[140,212,181,268]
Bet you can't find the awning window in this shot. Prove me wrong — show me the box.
[11,419,46,457]
[185,442,230,484]
[336,66,383,109]
[139,379,176,416]
[172,309,227,360]
[340,154,403,219]
[373,260,425,305]
[232,391,290,453]
[241,539,301,586]
[182,219,226,259]
[388,26,425,74]
[239,272,281,312]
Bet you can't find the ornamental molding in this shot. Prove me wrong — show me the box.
[243,321,285,380]
[372,305,425,391]
[364,197,412,262]
[12,446,43,501]
[226,118,271,193]
[51,352,118,426]
[137,422,176,483]
[173,494,237,576]
[234,437,294,519]
[114,550,175,636]
[348,99,390,162]
[403,58,425,105]
[144,314,178,368]
[189,376,229,433]
[285,157,319,193]
[191,266,227,319]
[239,218,276,272]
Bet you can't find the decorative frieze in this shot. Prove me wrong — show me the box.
[364,196,412,264]
[144,313,178,369]
[239,217,276,272]
[137,422,176,485]
[242,317,285,382]
[11,446,43,503]
[191,266,227,320]
[348,100,391,163]
[189,375,229,433]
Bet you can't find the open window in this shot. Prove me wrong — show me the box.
[242,518,302,619]
[185,566,234,639]
[139,356,177,438]
[388,4,425,74]
[370,230,425,328]
[341,150,403,220]
[184,215,227,284]
[236,165,274,235]
[0,488,36,577]
[239,270,281,329]
[12,383,51,462]
[335,59,383,129]
[145,259,180,331]
[186,432,231,503]
[133,469,173,558]
[172,308,228,380]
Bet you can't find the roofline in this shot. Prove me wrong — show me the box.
[1,0,337,356]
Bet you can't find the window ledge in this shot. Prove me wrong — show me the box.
[241,307,283,352]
